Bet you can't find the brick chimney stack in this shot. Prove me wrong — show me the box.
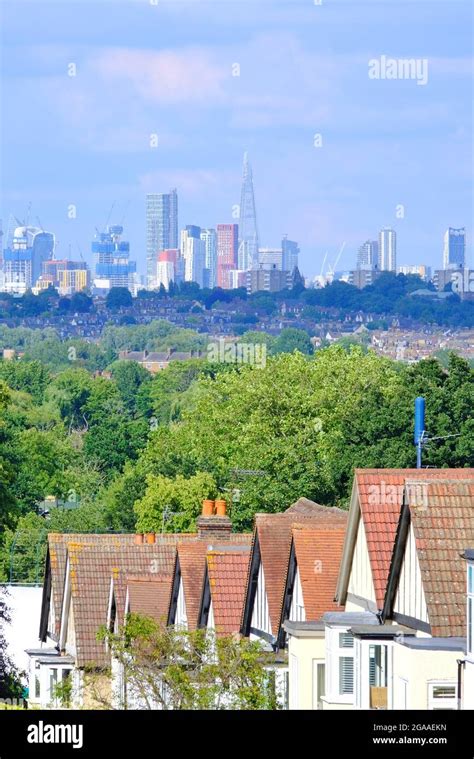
[197,499,232,541]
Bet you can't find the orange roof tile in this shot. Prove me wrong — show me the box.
[206,547,251,636]
[406,478,474,637]
[355,468,474,608]
[254,500,348,634]
[292,526,346,620]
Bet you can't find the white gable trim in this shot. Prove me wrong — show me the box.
[59,557,71,652]
[250,562,272,638]
[289,567,306,622]
[176,576,187,629]
[393,523,429,626]
[346,515,376,611]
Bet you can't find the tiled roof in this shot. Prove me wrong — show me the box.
[355,468,474,608]
[406,479,474,637]
[46,533,137,638]
[176,541,209,631]
[126,573,173,624]
[292,526,346,621]
[65,534,196,667]
[252,500,348,635]
[177,534,252,631]
[206,547,251,636]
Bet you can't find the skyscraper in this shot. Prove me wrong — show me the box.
[93,225,138,294]
[378,228,396,272]
[146,189,178,288]
[357,240,379,270]
[238,153,259,271]
[181,226,206,288]
[259,248,283,270]
[3,226,55,294]
[217,223,238,289]
[282,236,300,272]
[443,227,465,269]
[200,228,217,289]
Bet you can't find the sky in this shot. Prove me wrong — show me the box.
[0,0,472,279]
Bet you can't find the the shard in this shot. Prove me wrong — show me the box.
[238,152,259,271]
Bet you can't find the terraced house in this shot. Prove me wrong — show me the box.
[27,467,474,711]
[285,469,474,710]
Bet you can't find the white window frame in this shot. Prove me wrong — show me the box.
[324,626,355,705]
[312,659,325,710]
[427,681,457,710]
[467,562,474,658]
[289,654,299,710]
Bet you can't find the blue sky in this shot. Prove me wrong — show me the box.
[1,0,472,278]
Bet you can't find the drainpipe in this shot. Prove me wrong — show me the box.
[457,659,465,710]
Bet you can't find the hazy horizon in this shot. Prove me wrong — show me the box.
[1,0,472,279]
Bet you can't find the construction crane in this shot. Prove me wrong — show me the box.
[104,201,116,230]
[326,242,346,283]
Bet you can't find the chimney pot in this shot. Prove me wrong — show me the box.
[215,499,227,517]
[134,533,144,545]
[202,499,215,517]
[145,532,156,544]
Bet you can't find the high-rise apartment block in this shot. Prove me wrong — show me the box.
[217,224,238,289]
[443,227,465,269]
[282,236,300,272]
[200,228,218,289]
[146,190,178,288]
[93,225,138,295]
[378,228,397,272]
[3,226,55,294]
[181,226,206,288]
[357,240,379,270]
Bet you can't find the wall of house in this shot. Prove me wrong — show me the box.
[289,568,305,623]
[346,520,376,610]
[287,634,325,709]
[393,525,429,626]
[463,660,474,709]
[27,658,73,708]
[176,579,187,628]
[82,670,112,709]
[250,563,272,639]
[391,643,460,709]
[2,585,43,677]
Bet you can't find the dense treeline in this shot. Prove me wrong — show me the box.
[0,335,472,581]
[1,272,473,327]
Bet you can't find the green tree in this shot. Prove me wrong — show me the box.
[105,287,133,310]
[272,328,314,356]
[97,616,278,710]
[134,471,217,533]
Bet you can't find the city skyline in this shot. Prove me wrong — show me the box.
[1,0,472,277]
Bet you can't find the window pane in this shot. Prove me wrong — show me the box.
[339,656,354,694]
[339,632,354,648]
[469,597,473,654]
[432,686,455,699]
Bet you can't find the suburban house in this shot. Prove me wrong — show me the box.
[118,350,203,373]
[28,533,138,708]
[284,469,474,710]
[381,478,474,710]
[461,549,474,709]
[28,468,474,711]
[241,498,347,651]
[198,545,251,636]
